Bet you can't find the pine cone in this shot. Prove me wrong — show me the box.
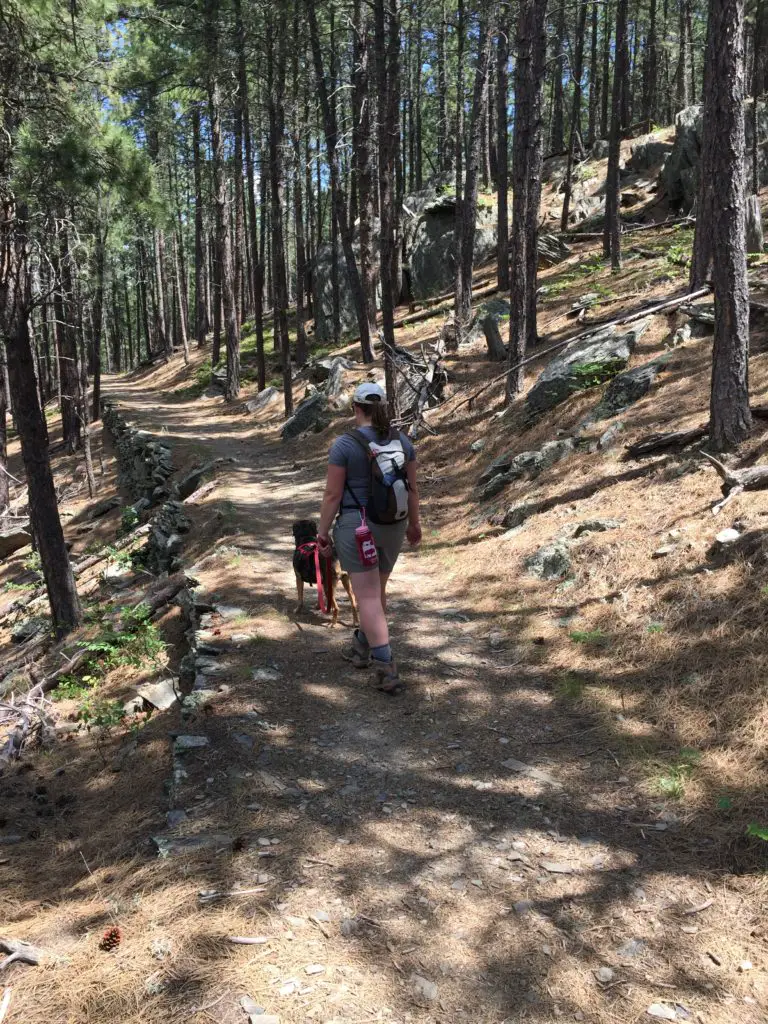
[99,925,122,952]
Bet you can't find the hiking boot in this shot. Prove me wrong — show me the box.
[373,658,405,695]
[342,630,371,669]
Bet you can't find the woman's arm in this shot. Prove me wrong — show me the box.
[317,464,347,547]
[406,460,422,546]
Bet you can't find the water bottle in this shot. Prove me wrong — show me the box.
[355,510,379,568]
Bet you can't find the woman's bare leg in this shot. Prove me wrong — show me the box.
[379,571,392,614]
[348,570,388,647]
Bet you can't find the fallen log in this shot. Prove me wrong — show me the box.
[625,425,709,458]
[72,523,151,578]
[390,281,499,330]
[562,216,695,241]
[183,479,219,504]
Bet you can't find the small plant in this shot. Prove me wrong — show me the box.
[2,580,34,592]
[556,672,586,700]
[53,672,100,701]
[647,622,665,634]
[79,602,166,670]
[578,253,607,276]
[654,747,700,800]
[746,823,768,841]
[23,550,43,580]
[77,696,126,730]
[120,505,139,535]
[104,545,133,570]
[569,628,608,647]
[571,360,625,388]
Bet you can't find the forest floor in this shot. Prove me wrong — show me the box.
[4,162,768,1022]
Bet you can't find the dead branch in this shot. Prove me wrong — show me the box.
[625,425,709,458]
[0,988,10,1024]
[0,938,46,971]
[390,281,499,330]
[562,216,695,241]
[182,480,218,504]
[700,451,768,514]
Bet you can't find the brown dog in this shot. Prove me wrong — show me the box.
[292,519,358,627]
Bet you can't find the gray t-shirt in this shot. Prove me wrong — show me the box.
[329,427,416,510]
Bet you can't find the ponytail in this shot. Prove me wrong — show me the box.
[354,400,392,440]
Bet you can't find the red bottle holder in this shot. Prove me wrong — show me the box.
[355,510,379,568]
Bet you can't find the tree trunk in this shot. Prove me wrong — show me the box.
[0,340,8,512]
[292,8,309,368]
[600,1,611,138]
[1,201,80,634]
[643,0,658,123]
[589,2,600,144]
[676,0,690,111]
[235,0,260,338]
[205,0,240,400]
[56,223,81,452]
[352,0,379,348]
[691,1,716,286]
[708,0,751,451]
[437,0,448,171]
[455,0,466,206]
[506,0,548,398]
[604,0,629,270]
[267,9,292,416]
[154,229,170,360]
[561,2,588,232]
[255,141,267,390]
[374,0,401,406]
[746,193,765,251]
[307,0,375,363]
[91,213,106,422]
[123,267,134,371]
[551,1,566,153]
[173,234,190,364]
[497,6,510,291]
[455,10,493,326]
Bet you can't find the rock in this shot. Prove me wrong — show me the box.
[597,357,669,418]
[251,1017,279,1024]
[103,564,133,586]
[592,139,610,159]
[646,1004,677,1020]
[537,233,572,267]
[652,545,675,559]
[541,860,575,874]
[500,500,540,529]
[479,438,576,488]
[240,996,262,1015]
[281,392,329,440]
[0,528,32,560]
[166,810,188,827]
[173,735,210,753]
[527,320,650,416]
[502,757,562,789]
[243,387,281,416]
[470,438,487,453]
[513,900,534,915]
[252,667,282,683]
[340,917,361,937]
[410,974,438,1002]
[715,528,741,546]
[309,356,357,384]
[304,964,325,975]
[89,496,122,520]
[617,938,646,959]
[595,967,615,984]
[217,604,246,620]
[134,678,179,712]
[738,960,753,972]
[11,617,47,644]
[570,518,623,538]
[598,422,625,450]
[152,833,233,857]
[177,460,222,501]
[664,100,768,210]
[628,134,674,174]
[525,542,572,580]
[410,195,497,300]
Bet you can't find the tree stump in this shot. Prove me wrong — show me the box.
[482,317,508,361]
[746,194,764,254]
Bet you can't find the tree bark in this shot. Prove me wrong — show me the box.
[0,340,8,512]
[708,0,752,450]
[676,0,690,111]
[205,0,240,400]
[154,230,170,360]
[292,7,309,368]
[691,1,716,286]
[643,0,659,123]
[497,6,510,292]
[91,208,106,422]
[600,0,611,138]
[437,0,448,171]
[551,1,566,153]
[56,222,81,452]
[307,0,375,363]
[506,0,548,398]
[455,9,493,326]
[352,0,379,348]
[604,0,629,270]
[192,106,207,349]
[589,1,600,144]
[561,2,588,232]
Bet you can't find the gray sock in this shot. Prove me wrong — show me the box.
[355,629,368,647]
[371,643,392,663]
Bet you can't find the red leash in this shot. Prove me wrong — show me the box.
[298,541,332,614]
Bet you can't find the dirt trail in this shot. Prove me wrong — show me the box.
[87,370,766,1024]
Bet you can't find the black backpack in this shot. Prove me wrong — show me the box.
[345,429,410,525]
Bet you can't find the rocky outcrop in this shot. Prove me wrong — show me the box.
[281,391,330,441]
[0,528,32,561]
[479,438,577,500]
[525,542,572,581]
[102,401,173,505]
[243,386,280,416]
[140,501,191,575]
[663,101,768,210]
[596,355,670,419]
[526,319,651,416]
[628,134,674,175]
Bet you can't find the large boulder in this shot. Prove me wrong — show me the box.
[281,392,329,441]
[409,195,497,301]
[526,318,651,416]
[663,101,768,210]
[0,528,32,560]
[311,240,377,344]
[243,386,281,416]
[628,134,674,175]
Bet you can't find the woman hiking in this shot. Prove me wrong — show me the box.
[317,383,422,694]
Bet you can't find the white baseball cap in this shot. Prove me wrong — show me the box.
[352,382,386,404]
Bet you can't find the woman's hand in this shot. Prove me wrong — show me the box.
[407,521,422,547]
[317,532,332,555]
